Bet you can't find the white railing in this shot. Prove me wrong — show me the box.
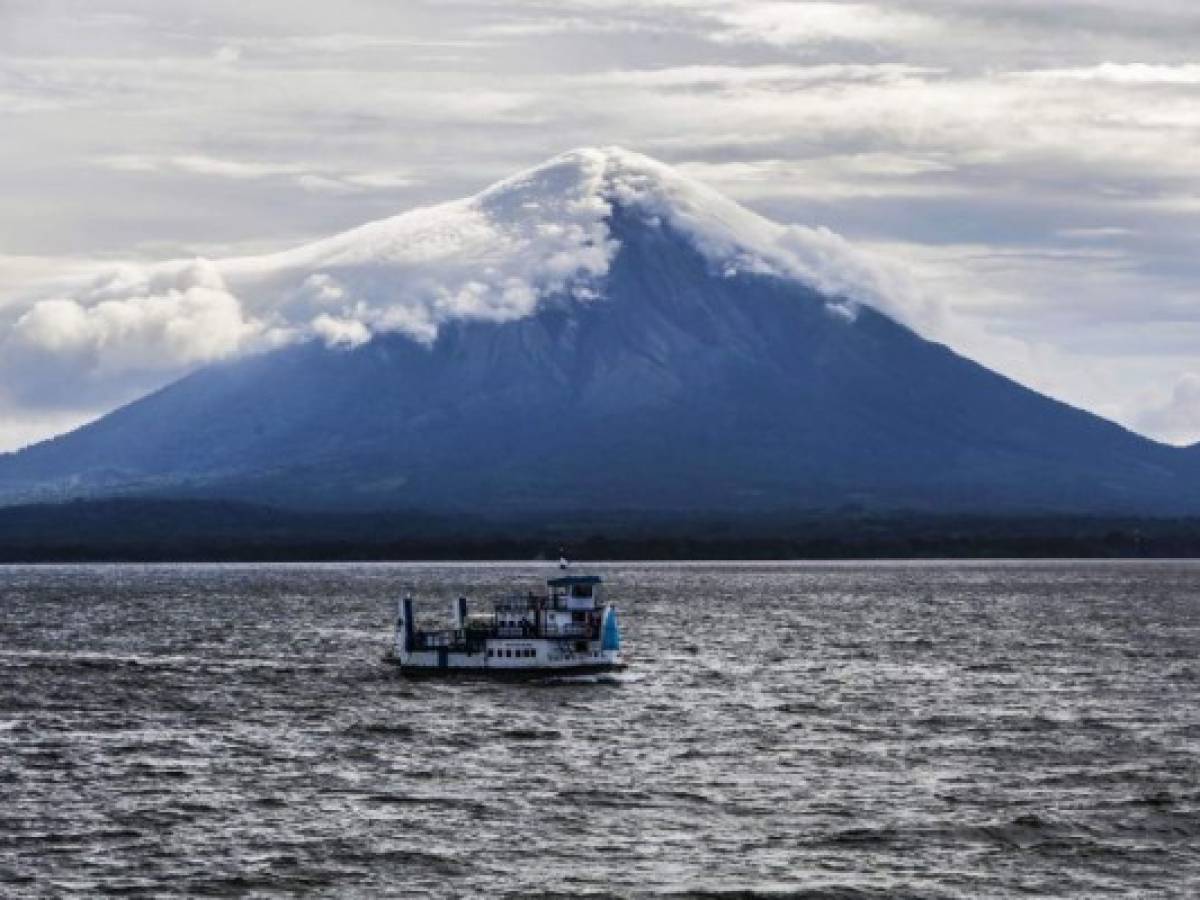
[542,624,589,637]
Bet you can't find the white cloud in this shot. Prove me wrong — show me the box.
[1017,63,1200,85]
[1055,226,1138,240]
[582,63,939,89]
[0,254,118,308]
[98,153,416,194]
[0,407,100,454]
[341,171,416,189]
[3,0,1200,452]
[584,148,949,334]
[709,2,938,47]
[229,33,490,54]
[673,155,958,201]
[1135,374,1200,446]
[169,155,310,180]
[0,91,70,114]
[7,260,263,375]
[231,151,619,339]
[475,16,662,38]
[212,44,241,65]
[1,150,622,400]
[312,313,371,348]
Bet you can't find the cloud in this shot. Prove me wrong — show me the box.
[591,148,949,335]
[212,44,241,65]
[3,0,1200,452]
[0,150,622,412]
[0,407,100,455]
[582,63,939,89]
[242,150,619,341]
[1016,63,1200,85]
[708,2,939,47]
[164,155,310,180]
[1135,374,1200,446]
[0,90,71,114]
[475,16,665,38]
[5,260,264,377]
[1055,226,1138,240]
[673,155,959,201]
[312,313,371,348]
[98,153,416,193]
[229,33,490,54]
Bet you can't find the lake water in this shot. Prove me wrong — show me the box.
[1,561,1198,897]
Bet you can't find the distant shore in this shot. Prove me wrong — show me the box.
[1,497,1199,562]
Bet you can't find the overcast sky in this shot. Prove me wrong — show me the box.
[2,0,1199,450]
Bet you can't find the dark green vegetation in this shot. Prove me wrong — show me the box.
[2,498,1200,561]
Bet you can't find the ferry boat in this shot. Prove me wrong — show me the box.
[385,573,625,677]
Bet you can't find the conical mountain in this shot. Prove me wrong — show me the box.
[1,148,1196,516]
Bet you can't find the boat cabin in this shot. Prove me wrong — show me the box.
[548,574,603,610]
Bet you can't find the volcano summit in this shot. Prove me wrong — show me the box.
[2,148,1198,518]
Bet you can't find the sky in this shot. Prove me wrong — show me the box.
[1,0,1199,451]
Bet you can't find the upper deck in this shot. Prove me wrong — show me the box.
[548,574,603,609]
[493,574,604,613]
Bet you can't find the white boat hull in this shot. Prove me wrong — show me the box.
[386,637,624,677]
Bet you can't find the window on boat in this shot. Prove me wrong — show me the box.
[487,649,493,657]
[570,584,593,598]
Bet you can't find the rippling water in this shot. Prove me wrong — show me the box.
[2,561,1198,898]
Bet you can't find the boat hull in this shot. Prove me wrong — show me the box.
[383,654,627,680]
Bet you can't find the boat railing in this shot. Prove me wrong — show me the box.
[495,624,538,638]
[494,594,541,611]
[541,623,591,637]
[492,623,592,638]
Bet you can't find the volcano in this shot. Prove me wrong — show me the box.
[1,147,1197,517]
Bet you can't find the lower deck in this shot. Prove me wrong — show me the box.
[384,655,627,679]
[389,636,622,674]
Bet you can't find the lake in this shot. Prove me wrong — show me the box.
[2,561,1197,897]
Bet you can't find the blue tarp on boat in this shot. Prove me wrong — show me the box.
[601,607,621,651]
